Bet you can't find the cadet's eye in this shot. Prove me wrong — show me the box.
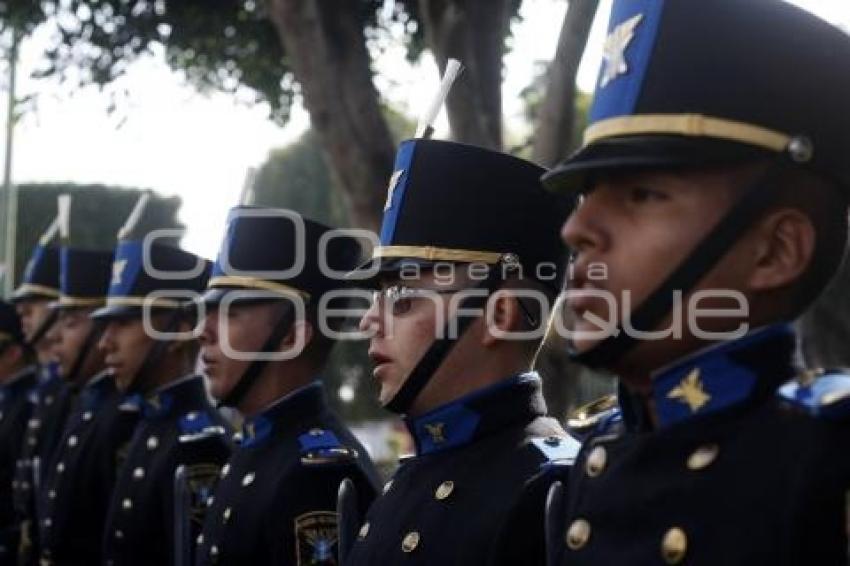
[627,186,665,204]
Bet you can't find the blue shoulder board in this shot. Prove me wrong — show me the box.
[180,411,214,434]
[530,434,581,464]
[178,411,226,443]
[298,428,355,465]
[778,369,850,420]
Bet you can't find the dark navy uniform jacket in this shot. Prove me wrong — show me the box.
[103,375,233,566]
[549,325,850,566]
[0,366,37,562]
[13,365,75,563]
[38,371,139,565]
[344,373,579,566]
[195,382,380,565]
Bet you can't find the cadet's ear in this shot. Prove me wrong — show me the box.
[482,290,523,347]
[747,207,815,292]
[279,319,314,357]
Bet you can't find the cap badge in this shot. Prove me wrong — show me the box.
[111,259,128,286]
[601,13,644,88]
[384,169,405,211]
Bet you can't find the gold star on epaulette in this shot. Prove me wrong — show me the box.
[424,422,446,444]
[111,259,128,286]
[667,368,711,413]
[601,13,644,88]
[384,169,405,211]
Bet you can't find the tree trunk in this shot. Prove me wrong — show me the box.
[418,0,510,150]
[269,0,396,232]
[533,0,599,166]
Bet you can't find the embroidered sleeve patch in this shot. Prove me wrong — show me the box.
[186,463,222,526]
[294,510,339,565]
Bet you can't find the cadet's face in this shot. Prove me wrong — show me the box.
[359,272,458,406]
[50,308,100,379]
[16,299,54,355]
[98,317,153,391]
[0,342,22,381]
[199,302,277,400]
[561,168,745,371]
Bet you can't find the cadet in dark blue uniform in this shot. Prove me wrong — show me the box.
[9,238,71,564]
[38,246,140,565]
[534,1,850,564]
[94,240,233,565]
[343,140,578,565]
[194,208,380,565]
[0,301,37,563]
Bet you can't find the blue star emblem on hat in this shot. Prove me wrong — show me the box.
[384,169,405,211]
[111,259,128,286]
[600,13,644,88]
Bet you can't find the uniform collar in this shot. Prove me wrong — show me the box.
[405,372,547,457]
[241,381,326,448]
[0,365,38,401]
[37,362,61,388]
[79,369,117,410]
[142,374,207,419]
[620,324,797,431]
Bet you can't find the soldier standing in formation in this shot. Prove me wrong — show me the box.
[194,207,380,565]
[96,239,232,565]
[533,0,850,564]
[9,239,67,564]
[0,302,36,564]
[342,139,578,565]
[38,246,140,565]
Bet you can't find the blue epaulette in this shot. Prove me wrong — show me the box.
[777,369,850,420]
[298,428,356,465]
[178,411,226,443]
[531,434,581,465]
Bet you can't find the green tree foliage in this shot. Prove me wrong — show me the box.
[14,182,183,284]
[251,105,415,226]
[0,0,425,125]
[253,130,347,226]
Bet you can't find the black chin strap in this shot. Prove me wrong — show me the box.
[27,308,58,350]
[218,303,294,409]
[385,263,509,415]
[570,160,788,368]
[66,321,106,388]
[125,309,186,396]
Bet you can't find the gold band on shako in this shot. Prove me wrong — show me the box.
[584,114,793,153]
[57,296,107,307]
[15,284,61,298]
[105,296,183,309]
[373,245,504,265]
[207,276,311,300]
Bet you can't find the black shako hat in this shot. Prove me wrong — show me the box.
[544,0,850,193]
[351,138,571,291]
